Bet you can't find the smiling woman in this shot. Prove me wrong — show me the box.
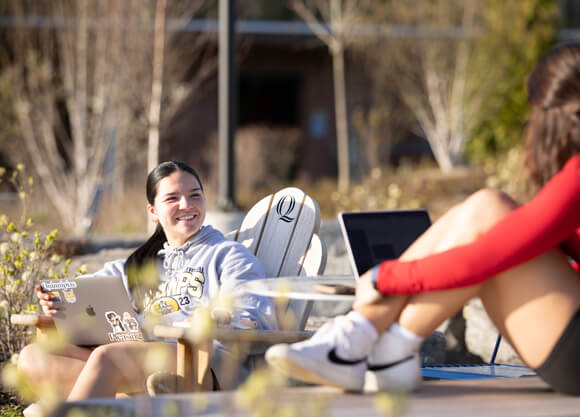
[146,163,206,247]
[16,161,276,403]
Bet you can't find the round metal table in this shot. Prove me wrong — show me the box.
[238,275,357,302]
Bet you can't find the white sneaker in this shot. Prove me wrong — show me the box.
[364,331,422,393]
[265,317,367,391]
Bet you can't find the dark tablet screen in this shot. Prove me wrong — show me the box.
[339,210,432,276]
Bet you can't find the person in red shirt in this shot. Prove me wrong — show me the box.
[266,41,580,395]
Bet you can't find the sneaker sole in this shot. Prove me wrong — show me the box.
[364,353,422,393]
[267,354,356,391]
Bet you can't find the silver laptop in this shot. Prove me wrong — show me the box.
[40,275,144,346]
[338,209,432,277]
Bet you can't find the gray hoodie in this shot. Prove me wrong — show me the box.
[86,225,277,331]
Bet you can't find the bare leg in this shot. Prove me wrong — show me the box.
[18,343,92,397]
[67,341,176,401]
[356,189,580,368]
[356,189,519,333]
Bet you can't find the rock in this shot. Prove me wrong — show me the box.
[464,298,524,365]
[421,331,447,365]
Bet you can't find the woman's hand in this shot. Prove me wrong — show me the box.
[353,268,384,309]
[210,307,233,327]
[35,284,59,315]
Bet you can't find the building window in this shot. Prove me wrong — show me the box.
[239,74,300,126]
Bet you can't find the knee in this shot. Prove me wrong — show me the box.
[17,343,45,380]
[462,188,518,224]
[464,188,518,217]
[85,345,117,374]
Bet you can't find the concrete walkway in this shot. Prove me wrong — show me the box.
[53,377,580,417]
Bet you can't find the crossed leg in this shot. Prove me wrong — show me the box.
[355,188,580,369]
[18,340,176,400]
[18,343,91,398]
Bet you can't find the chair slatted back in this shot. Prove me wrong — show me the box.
[233,187,326,330]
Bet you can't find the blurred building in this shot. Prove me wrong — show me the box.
[163,17,433,185]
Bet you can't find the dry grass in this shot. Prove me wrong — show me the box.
[0,150,531,238]
[238,150,531,223]
[91,186,149,235]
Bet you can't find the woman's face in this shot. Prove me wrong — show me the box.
[147,170,206,247]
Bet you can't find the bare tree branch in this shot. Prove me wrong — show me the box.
[1,0,216,234]
[288,0,333,47]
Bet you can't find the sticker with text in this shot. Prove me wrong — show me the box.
[41,280,78,291]
[105,310,143,342]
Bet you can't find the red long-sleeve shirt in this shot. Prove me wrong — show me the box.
[376,154,580,295]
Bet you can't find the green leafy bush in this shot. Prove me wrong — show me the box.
[0,165,71,363]
[466,0,559,161]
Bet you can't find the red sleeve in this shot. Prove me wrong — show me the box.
[376,155,580,295]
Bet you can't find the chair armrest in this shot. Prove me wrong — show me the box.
[153,324,312,344]
[224,230,239,241]
[11,314,55,328]
[154,324,188,339]
[212,328,312,343]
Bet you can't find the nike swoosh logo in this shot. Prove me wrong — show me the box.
[367,355,415,371]
[327,347,366,365]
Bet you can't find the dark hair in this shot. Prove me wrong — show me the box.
[125,161,203,308]
[524,42,580,189]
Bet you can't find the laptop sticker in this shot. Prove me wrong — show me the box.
[48,291,62,303]
[148,296,180,315]
[106,311,126,332]
[105,310,143,342]
[122,312,140,332]
[41,280,78,291]
[63,290,76,303]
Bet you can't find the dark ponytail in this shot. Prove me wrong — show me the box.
[125,161,203,310]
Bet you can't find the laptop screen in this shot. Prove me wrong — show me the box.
[339,210,432,276]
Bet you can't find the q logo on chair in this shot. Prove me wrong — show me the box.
[276,195,296,223]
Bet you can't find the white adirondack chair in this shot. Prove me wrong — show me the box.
[149,187,327,392]
[230,186,326,329]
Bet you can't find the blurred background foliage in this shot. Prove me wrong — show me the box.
[0,0,563,237]
[465,0,559,161]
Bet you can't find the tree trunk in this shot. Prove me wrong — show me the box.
[330,0,350,192]
[147,0,167,175]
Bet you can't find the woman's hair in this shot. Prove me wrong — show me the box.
[125,161,203,308]
[525,42,580,189]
